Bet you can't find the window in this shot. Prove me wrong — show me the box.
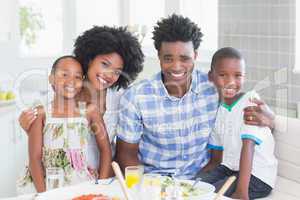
[18,0,63,57]
[15,0,218,60]
[180,0,218,62]
[128,0,165,56]
[76,0,120,36]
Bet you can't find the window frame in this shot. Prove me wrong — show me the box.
[14,0,218,64]
[294,0,300,73]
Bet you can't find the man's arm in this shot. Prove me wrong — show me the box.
[244,98,275,130]
[115,139,140,173]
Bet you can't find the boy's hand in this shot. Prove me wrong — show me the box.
[243,98,275,129]
[231,190,249,200]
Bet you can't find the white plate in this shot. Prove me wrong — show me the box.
[179,179,216,199]
[160,177,216,200]
[29,180,124,200]
[0,99,16,107]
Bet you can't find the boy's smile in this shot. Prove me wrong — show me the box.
[209,58,245,104]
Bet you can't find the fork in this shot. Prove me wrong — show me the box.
[189,177,202,192]
[95,177,115,185]
[173,159,195,178]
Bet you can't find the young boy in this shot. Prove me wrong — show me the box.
[199,47,277,200]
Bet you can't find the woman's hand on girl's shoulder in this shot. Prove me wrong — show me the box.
[19,106,45,132]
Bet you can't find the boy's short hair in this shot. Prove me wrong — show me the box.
[210,47,244,70]
[152,14,203,51]
[51,55,78,74]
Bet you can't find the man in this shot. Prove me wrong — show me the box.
[115,14,274,179]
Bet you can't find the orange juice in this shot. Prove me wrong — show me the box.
[125,165,143,188]
[125,173,140,188]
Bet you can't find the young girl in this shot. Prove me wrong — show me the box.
[17,55,112,193]
[200,47,277,200]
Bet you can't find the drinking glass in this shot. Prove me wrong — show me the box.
[125,165,144,189]
[46,167,64,190]
[141,174,161,200]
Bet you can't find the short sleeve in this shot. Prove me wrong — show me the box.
[208,127,224,151]
[116,89,143,144]
[240,91,271,145]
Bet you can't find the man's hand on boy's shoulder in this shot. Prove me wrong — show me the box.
[243,98,275,129]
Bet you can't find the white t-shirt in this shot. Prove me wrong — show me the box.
[208,91,278,188]
[86,88,124,169]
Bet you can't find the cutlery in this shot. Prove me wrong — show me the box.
[213,176,236,200]
[111,161,133,200]
[189,177,202,192]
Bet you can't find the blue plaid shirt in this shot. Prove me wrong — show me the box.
[117,69,218,179]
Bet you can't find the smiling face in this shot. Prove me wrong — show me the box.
[49,58,84,99]
[159,41,197,87]
[209,57,245,103]
[87,52,124,90]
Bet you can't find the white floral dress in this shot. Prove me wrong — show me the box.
[17,105,94,194]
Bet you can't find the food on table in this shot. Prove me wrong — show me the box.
[160,176,210,199]
[72,194,120,200]
[6,91,15,100]
[0,90,15,101]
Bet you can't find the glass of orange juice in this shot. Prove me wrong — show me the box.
[125,165,144,188]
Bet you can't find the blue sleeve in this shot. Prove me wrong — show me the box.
[116,89,143,144]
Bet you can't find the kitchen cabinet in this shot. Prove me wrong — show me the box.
[0,105,28,198]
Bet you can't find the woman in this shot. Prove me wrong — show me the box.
[19,26,144,171]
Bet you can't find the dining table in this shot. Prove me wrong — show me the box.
[7,178,234,200]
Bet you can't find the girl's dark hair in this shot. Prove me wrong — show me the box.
[210,47,243,70]
[51,55,78,74]
[152,14,203,51]
[73,26,144,90]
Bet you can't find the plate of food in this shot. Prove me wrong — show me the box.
[72,193,120,200]
[160,176,215,200]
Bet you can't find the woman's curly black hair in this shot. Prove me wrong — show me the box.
[152,14,203,51]
[73,26,144,90]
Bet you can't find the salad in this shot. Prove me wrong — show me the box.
[161,176,211,199]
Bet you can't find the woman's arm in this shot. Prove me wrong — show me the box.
[28,107,45,192]
[231,139,255,200]
[87,105,113,178]
[19,108,38,132]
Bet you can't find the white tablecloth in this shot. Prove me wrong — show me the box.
[6,180,233,200]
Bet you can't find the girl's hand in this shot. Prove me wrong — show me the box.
[19,108,38,132]
[86,104,106,137]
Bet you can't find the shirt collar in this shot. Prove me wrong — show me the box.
[151,69,202,100]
